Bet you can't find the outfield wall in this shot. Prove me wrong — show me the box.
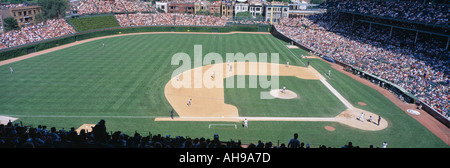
[271,25,450,128]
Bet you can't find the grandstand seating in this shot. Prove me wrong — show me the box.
[275,12,449,118]
[0,1,448,148]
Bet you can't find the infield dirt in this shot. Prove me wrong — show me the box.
[158,62,388,131]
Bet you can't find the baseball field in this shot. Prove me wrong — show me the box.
[0,32,447,148]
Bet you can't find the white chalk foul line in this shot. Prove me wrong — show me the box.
[307,66,354,109]
[155,116,339,122]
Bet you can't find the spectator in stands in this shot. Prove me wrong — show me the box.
[0,18,76,49]
[323,0,448,25]
[288,133,300,148]
[92,119,107,143]
[114,13,229,27]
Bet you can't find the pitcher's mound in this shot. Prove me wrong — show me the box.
[324,126,336,131]
[270,89,298,99]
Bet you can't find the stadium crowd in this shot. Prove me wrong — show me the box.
[276,13,449,118]
[0,119,382,148]
[0,18,76,49]
[323,0,449,25]
[70,0,155,15]
[114,13,229,27]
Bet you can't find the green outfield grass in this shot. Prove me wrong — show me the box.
[0,33,447,147]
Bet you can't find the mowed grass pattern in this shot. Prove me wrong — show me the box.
[0,34,292,117]
[0,33,447,147]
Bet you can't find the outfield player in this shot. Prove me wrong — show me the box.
[10,66,14,74]
[328,70,331,77]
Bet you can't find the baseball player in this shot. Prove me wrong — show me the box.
[9,66,14,74]
[358,112,364,121]
[282,85,286,93]
[171,109,174,119]
[187,99,192,106]
[328,70,331,77]
[378,116,382,126]
[211,71,214,79]
[368,116,373,122]
[243,118,248,128]
[286,61,289,67]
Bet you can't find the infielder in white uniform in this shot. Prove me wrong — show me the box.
[243,118,248,128]
[187,99,192,106]
[358,112,364,121]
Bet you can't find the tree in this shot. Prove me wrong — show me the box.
[310,0,325,4]
[213,12,221,17]
[3,17,19,32]
[4,0,27,4]
[235,11,252,18]
[37,0,69,19]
